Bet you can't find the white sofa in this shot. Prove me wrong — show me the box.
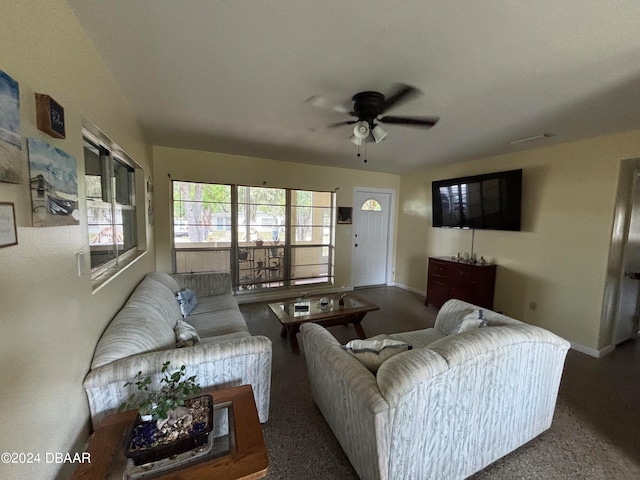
[83,271,272,430]
[300,299,570,480]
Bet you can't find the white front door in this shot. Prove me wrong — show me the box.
[352,189,392,287]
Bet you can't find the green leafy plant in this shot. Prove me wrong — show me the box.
[119,361,202,420]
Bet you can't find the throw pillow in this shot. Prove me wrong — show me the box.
[342,338,412,373]
[456,309,488,333]
[175,319,200,347]
[176,288,198,317]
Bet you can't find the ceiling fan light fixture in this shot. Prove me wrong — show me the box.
[349,134,363,145]
[371,124,388,143]
[353,121,370,139]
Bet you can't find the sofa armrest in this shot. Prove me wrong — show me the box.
[84,335,272,429]
[435,299,521,335]
[376,324,570,480]
[300,323,390,480]
[171,272,233,297]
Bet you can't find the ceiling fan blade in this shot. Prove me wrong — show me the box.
[381,83,422,114]
[379,115,439,128]
[304,95,351,114]
[327,120,357,128]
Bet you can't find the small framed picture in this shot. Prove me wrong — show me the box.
[0,202,18,248]
[337,207,352,224]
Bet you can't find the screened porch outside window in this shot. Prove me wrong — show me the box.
[172,181,335,293]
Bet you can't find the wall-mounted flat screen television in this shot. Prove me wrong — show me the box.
[432,169,522,231]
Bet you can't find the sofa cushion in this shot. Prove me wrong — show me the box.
[186,308,249,339]
[91,306,176,369]
[124,277,182,330]
[176,288,198,317]
[435,302,480,335]
[342,338,412,373]
[145,271,180,294]
[190,293,239,315]
[175,319,200,347]
[199,331,252,345]
[172,272,233,297]
[436,299,522,335]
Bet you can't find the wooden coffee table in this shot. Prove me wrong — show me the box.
[268,294,379,354]
[71,384,268,480]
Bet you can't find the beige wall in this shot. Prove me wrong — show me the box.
[1,4,637,479]
[152,146,400,289]
[396,130,640,352]
[0,2,153,479]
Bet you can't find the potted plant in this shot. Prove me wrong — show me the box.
[254,231,264,247]
[119,361,213,465]
[268,238,281,257]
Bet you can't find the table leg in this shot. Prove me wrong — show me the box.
[352,314,367,339]
[288,325,301,354]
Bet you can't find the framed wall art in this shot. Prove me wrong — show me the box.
[337,207,352,224]
[27,138,79,227]
[0,202,17,248]
[0,69,23,184]
[35,93,66,139]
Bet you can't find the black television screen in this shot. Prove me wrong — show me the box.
[432,169,522,231]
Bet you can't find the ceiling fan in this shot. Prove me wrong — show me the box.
[306,83,439,145]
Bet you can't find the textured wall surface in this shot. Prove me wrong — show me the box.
[396,130,640,352]
[0,1,153,478]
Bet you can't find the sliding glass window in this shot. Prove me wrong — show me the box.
[237,185,286,289]
[172,181,335,292]
[173,181,232,274]
[83,134,137,272]
[290,190,333,285]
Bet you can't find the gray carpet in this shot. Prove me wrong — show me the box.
[239,286,640,479]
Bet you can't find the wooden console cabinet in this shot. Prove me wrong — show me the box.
[425,257,496,309]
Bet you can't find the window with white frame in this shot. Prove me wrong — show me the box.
[83,132,138,273]
[172,181,335,292]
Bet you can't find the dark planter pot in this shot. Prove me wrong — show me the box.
[125,394,213,466]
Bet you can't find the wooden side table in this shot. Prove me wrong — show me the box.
[72,384,268,480]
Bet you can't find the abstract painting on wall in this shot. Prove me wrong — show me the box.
[27,138,79,227]
[0,69,22,184]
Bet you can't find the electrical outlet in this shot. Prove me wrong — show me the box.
[529,301,537,311]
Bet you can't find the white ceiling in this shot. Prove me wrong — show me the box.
[67,0,640,175]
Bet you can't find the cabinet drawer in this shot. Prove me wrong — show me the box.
[428,259,450,278]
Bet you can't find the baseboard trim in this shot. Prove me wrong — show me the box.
[391,282,425,296]
[570,341,615,358]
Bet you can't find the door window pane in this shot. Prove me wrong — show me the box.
[361,199,382,211]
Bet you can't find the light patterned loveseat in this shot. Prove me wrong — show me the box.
[83,271,272,431]
[300,299,570,480]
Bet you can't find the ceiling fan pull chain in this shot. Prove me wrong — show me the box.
[364,141,368,163]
